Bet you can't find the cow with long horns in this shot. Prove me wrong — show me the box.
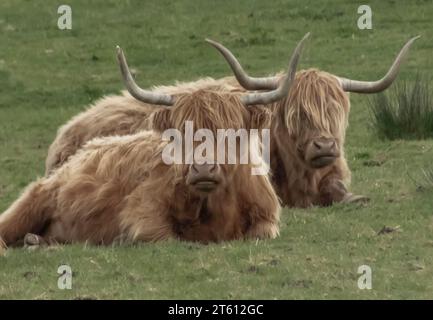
[43,35,418,208]
[206,36,419,207]
[0,35,309,249]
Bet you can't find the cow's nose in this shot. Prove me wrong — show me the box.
[313,138,336,152]
[191,163,219,176]
[187,163,221,193]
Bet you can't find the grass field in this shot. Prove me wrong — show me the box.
[1,0,433,299]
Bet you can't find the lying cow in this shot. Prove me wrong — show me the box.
[205,35,419,207]
[0,34,308,249]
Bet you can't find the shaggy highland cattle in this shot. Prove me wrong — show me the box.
[0,34,309,249]
[43,35,418,208]
[206,36,419,207]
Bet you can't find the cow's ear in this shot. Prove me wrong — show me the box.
[150,108,172,132]
[248,106,273,130]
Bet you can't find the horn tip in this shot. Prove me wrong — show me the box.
[205,38,217,45]
[405,35,421,48]
[301,32,311,43]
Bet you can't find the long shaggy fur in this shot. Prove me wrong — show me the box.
[282,69,349,139]
[270,69,351,207]
[45,77,243,174]
[0,90,280,248]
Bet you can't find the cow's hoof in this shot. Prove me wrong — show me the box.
[24,233,47,249]
[342,193,370,204]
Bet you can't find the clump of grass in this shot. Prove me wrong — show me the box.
[410,167,433,191]
[369,74,433,140]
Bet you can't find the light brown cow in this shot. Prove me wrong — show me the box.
[0,35,308,250]
[207,36,419,207]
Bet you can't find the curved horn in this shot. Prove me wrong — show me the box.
[337,36,420,93]
[240,32,310,106]
[116,46,175,106]
[205,39,278,90]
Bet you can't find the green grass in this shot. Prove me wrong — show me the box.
[369,75,433,139]
[1,0,433,299]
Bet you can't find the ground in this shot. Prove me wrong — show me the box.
[1,0,433,299]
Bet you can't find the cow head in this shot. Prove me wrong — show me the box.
[116,33,309,195]
[281,69,349,169]
[150,90,269,195]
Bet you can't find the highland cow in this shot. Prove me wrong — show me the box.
[207,36,419,207]
[0,35,308,249]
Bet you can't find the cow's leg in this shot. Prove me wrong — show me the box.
[0,179,55,248]
[118,184,176,243]
[245,204,279,240]
[318,177,369,206]
[246,220,279,240]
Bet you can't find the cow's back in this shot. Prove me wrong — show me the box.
[45,77,242,175]
[45,93,158,174]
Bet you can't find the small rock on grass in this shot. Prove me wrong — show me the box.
[377,225,401,235]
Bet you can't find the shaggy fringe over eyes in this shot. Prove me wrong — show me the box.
[283,69,350,138]
[163,90,263,182]
[170,90,249,133]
